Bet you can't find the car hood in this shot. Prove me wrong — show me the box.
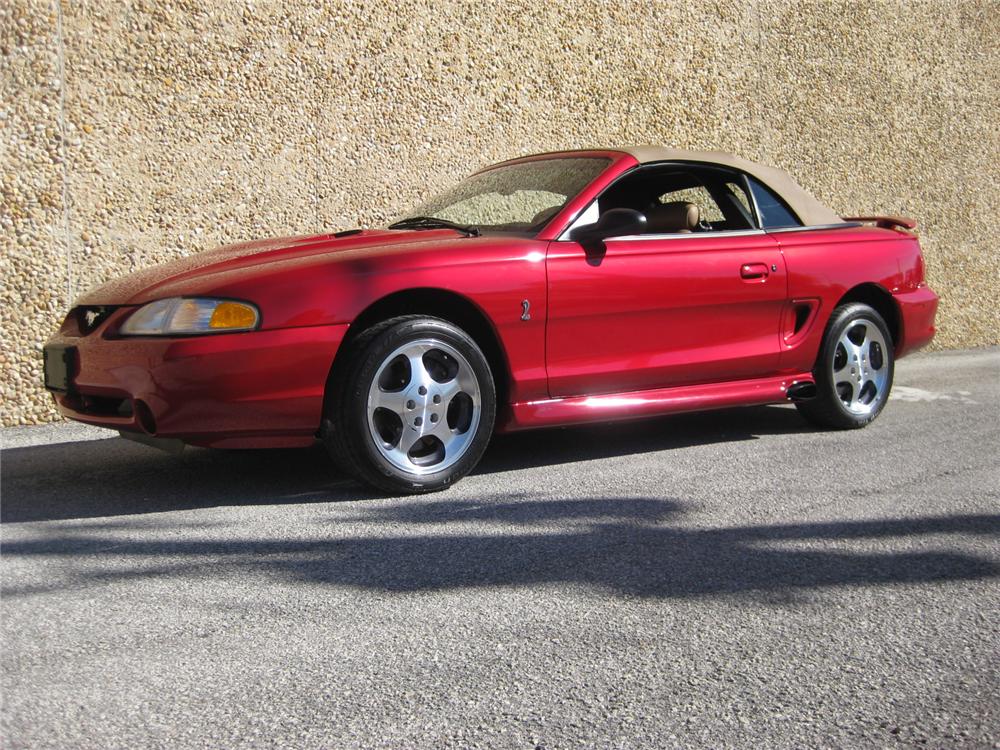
[75,229,468,306]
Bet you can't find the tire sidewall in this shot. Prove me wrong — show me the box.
[815,303,895,427]
[345,318,496,492]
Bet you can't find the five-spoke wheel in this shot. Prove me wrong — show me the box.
[796,302,895,429]
[367,339,482,475]
[830,318,890,415]
[324,316,495,493]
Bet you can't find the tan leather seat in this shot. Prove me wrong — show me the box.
[645,201,700,233]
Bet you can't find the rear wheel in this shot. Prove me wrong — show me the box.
[796,302,895,429]
[324,316,496,493]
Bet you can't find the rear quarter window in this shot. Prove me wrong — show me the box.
[748,176,801,228]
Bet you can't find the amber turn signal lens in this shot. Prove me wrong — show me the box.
[209,301,258,329]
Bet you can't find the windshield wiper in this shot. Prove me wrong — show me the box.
[388,216,481,237]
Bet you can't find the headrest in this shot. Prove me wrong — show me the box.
[646,201,700,233]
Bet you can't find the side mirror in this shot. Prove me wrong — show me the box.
[571,208,647,243]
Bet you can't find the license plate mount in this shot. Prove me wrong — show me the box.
[43,345,77,393]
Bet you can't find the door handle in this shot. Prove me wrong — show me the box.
[740,263,770,280]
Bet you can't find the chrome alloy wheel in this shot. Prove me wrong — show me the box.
[831,317,890,415]
[366,338,482,475]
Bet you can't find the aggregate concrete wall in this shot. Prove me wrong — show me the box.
[2,0,998,426]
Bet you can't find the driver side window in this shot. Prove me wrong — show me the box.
[565,164,757,237]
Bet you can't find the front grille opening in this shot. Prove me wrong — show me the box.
[59,306,119,336]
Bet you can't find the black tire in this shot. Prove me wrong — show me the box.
[796,302,895,429]
[323,316,496,494]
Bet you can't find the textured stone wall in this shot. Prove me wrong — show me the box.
[2,0,998,426]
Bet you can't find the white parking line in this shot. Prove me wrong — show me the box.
[889,386,978,404]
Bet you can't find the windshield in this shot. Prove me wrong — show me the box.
[392,157,610,233]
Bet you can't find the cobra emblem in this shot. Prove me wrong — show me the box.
[521,300,531,321]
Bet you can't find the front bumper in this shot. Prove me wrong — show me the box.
[45,311,349,448]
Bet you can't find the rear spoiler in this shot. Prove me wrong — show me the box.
[842,215,917,231]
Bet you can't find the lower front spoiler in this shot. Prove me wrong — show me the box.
[503,373,815,431]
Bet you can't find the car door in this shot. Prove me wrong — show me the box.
[545,168,788,397]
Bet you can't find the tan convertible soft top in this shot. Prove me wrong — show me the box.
[620,146,843,227]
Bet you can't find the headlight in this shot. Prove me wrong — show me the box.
[119,297,260,336]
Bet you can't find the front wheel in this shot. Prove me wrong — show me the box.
[796,302,895,429]
[324,316,496,494]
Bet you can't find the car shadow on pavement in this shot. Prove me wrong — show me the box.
[0,439,349,523]
[2,496,998,600]
[0,405,808,523]
[310,502,1000,598]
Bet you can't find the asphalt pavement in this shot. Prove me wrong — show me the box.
[2,347,998,749]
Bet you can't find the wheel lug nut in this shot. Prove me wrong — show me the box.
[414,417,423,427]
[406,400,415,409]
[432,395,441,404]
[430,414,439,423]
[418,386,427,396]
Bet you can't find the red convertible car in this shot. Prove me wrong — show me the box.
[44,147,938,493]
